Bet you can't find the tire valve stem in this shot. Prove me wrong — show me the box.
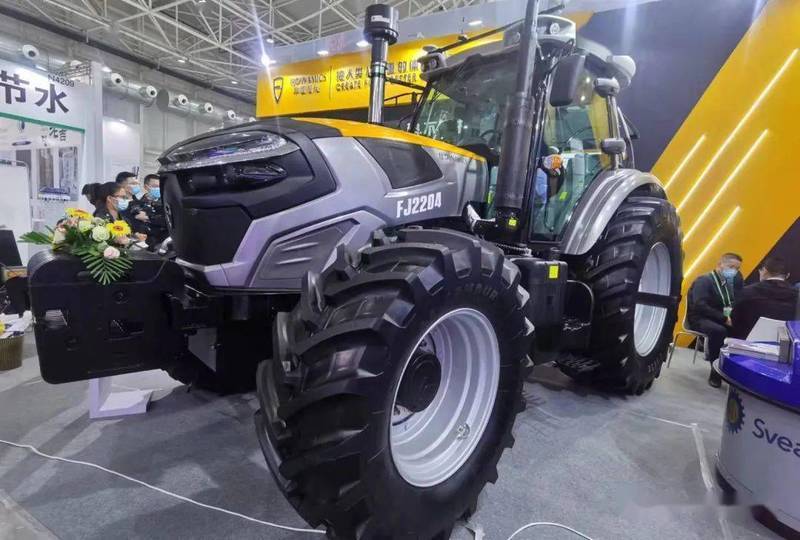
[456,423,471,440]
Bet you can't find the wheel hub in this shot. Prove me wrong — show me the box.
[395,351,441,413]
[390,308,500,488]
[634,242,672,356]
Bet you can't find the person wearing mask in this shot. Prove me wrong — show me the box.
[134,174,168,248]
[687,252,743,388]
[92,182,144,244]
[115,171,149,243]
[730,256,800,339]
[115,171,149,218]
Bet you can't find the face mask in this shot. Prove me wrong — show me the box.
[131,185,142,197]
[116,197,129,211]
[721,268,737,281]
[149,187,161,200]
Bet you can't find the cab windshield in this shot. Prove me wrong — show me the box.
[412,54,518,153]
[412,50,614,242]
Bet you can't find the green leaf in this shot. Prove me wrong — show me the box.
[19,231,53,245]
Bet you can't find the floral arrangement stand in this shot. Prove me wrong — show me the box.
[20,208,134,285]
[88,377,152,419]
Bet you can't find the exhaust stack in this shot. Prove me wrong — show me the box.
[493,0,541,232]
[363,4,398,124]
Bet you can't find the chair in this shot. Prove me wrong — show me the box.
[667,312,708,367]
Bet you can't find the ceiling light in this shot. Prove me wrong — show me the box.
[231,80,238,85]
[102,66,111,73]
[35,64,46,72]
[317,49,329,56]
[197,0,206,3]
[260,53,272,67]
[357,40,369,48]
[266,37,275,44]
[468,19,483,26]
[177,58,186,64]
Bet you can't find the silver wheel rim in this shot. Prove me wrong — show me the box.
[634,242,672,356]
[390,308,500,488]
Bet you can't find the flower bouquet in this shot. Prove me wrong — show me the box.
[20,208,134,285]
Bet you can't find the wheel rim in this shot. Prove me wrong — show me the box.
[634,242,672,356]
[390,308,500,488]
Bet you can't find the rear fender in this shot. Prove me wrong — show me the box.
[559,169,664,256]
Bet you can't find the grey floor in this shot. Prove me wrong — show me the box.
[0,336,782,540]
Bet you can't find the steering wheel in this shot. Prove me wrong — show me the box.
[479,129,501,148]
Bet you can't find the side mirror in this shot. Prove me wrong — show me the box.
[600,138,626,156]
[549,54,586,107]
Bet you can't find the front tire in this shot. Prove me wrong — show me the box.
[557,194,683,394]
[255,229,532,539]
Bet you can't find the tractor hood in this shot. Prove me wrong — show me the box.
[158,117,483,172]
[156,116,489,284]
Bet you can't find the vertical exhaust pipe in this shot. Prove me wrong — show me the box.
[493,0,541,233]
[363,4,398,124]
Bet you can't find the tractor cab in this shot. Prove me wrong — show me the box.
[410,18,638,243]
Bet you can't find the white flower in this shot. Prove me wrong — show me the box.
[78,220,93,233]
[103,246,120,259]
[52,229,66,244]
[92,226,110,242]
[92,217,105,226]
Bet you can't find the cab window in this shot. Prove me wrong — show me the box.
[530,68,611,240]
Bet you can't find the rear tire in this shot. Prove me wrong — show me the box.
[557,195,683,394]
[255,229,532,539]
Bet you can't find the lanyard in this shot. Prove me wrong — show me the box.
[710,272,732,308]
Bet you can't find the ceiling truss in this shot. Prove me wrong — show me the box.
[3,0,487,100]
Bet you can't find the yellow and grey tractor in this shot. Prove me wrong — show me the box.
[27,0,682,537]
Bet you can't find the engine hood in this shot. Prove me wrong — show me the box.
[158,116,484,172]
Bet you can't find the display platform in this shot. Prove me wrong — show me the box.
[717,320,800,533]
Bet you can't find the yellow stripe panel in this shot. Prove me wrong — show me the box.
[298,117,487,162]
[650,0,800,328]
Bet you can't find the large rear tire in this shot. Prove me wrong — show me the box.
[255,229,532,539]
[557,195,683,394]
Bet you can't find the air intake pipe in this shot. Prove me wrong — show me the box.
[103,72,158,106]
[493,0,541,234]
[156,89,192,116]
[363,4,398,124]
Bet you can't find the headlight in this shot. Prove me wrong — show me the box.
[159,131,295,171]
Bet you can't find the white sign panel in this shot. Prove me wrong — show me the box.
[0,58,91,131]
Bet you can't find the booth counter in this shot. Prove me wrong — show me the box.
[717,321,800,532]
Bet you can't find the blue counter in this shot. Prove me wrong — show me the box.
[716,321,800,533]
[719,320,799,412]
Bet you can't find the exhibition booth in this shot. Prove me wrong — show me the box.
[1,0,800,538]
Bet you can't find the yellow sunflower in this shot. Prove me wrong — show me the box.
[106,220,131,237]
[66,208,93,221]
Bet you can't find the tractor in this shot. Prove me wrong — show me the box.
[26,0,682,537]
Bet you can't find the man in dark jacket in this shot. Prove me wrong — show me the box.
[687,252,743,387]
[731,256,799,339]
[130,174,168,249]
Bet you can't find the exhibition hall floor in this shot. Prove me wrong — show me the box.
[0,338,781,540]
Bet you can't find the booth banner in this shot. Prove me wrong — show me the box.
[718,387,800,529]
[256,34,496,117]
[0,58,91,132]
